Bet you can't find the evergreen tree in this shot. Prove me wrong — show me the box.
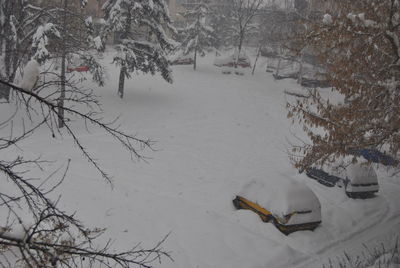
[209,2,233,50]
[0,1,44,100]
[179,0,214,70]
[287,0,400,170]
[30,0,105,128]
[102,0,176,98]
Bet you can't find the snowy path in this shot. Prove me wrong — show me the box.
[10,53,400,268]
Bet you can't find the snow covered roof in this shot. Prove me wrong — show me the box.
[346,163,378,185]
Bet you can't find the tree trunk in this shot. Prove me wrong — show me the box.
[116,12,131,99]
[194,47,197,71]
[252,45,261,75]
[0,42,12,101]
[58,51,66,128]
[275,57,282,78]
[118,67,125,99]
[297,52,304,85]
[58,0,68,128]
[0,84,10,101]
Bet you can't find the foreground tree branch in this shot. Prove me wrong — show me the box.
[0,79,153,182]
[0,79,170,267]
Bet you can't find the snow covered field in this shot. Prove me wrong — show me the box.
[5,51,400,268]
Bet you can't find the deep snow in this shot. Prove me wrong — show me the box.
[2,50,400,268]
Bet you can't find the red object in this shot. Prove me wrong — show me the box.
[67,66,89,73]
[221,62,251,68]
[172,58,194,65]
[214,55,252,69]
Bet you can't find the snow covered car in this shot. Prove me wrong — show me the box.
[305,161,379,199]
[305,168,341,187]
[214,53,251,68]
[67,65,89,73]
[171,54,194,65]
[66,55,89,73]
[351,149,398,166]
[169,51,194,65]
[268,58,299,79]
[343,163,379,198]
[233,180,321,235]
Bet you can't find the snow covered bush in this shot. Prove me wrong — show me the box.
[18,59,40,91]
[326,238,400,268]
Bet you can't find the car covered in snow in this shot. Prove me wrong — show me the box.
[214,53,251,68]
[233,180,321,235]
[351,149,398,166]
[305,160,379,199]
[343,163,379,198]
[67,65,89,73]
[306,168,341,187]
[169,51,194,65]
[66,55,89,73]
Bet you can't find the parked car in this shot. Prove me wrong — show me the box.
[351,149,398,166]
[233,180,321,235]
[66,55,89,73]
[168,50,194,65]
[67,65,89,73]
[214,53,251,68]
[344,163,379,198]
[305,161,379,199]
[305,168,341,187]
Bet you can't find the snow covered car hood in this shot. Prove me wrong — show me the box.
[239,179,321,225]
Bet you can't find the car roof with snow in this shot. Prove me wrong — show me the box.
[239,179,321,219]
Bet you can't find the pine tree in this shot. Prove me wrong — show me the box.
[179,0,214,70]
[0,1,43,100]
[287,0,400,170]
[209,2,233,50]
[31,0,105,128]
[102,0,176,98]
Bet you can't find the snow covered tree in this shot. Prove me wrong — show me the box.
[102,0,176,98]
[228,0,264,65]
[0,1,45,100]
[209,3,232,49]
[31,0,105,128]
[179,0,214,70]
[287,0,400,170]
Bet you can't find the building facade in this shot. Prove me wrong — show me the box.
[308,0,337,12]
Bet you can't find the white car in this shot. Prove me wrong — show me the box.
[343,163,379,198]
[214,53,251,68]
[306,158,379,199]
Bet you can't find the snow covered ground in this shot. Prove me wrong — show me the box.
[4,50,400,268]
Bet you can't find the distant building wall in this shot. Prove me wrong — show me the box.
[309,0,337,12]
[85,0,106,18]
